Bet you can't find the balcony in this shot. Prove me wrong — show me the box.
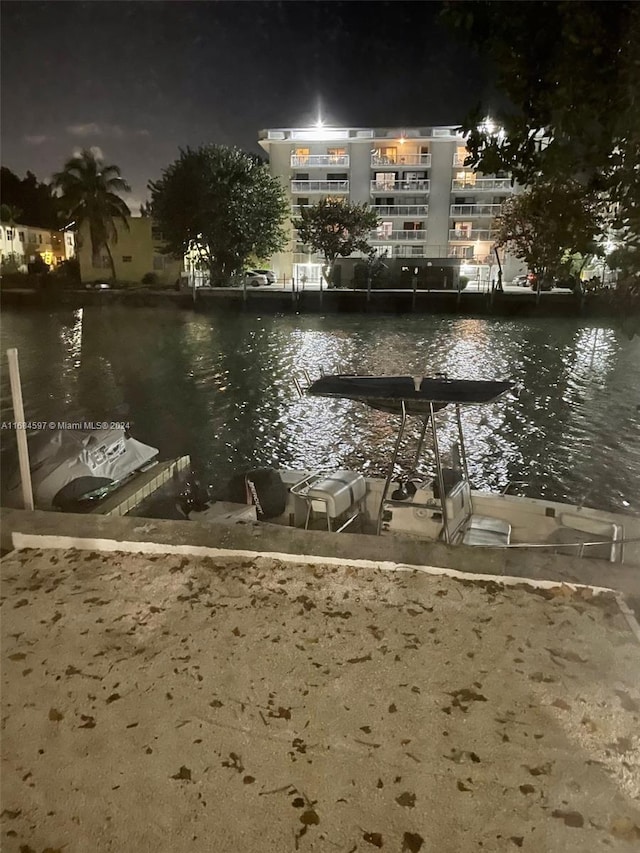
[370,179,430,194]
[370,245,425,258]
[291,205,312,216]
[370,204,429,217]
[450,204,503,217]
[448,229,497,242]
[453,153,469,167]
[451,177,512,192]
[371,230,427,242]
[291,180,349,193]
[290,154,350,168]
[371,153,431,168]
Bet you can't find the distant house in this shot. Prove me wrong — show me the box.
[0,222,75,269]
[76,216,183,285]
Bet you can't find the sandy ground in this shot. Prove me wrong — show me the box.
[2,547,640,852]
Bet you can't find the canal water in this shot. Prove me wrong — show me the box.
[1,307,639,514]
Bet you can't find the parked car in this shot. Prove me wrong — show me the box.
[250,268,276,285]
[512,273,530,287]
[230,271,269,287]
[528,273,554,292]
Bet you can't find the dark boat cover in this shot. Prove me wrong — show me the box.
[307,375,513,415]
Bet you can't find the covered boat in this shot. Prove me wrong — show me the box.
[3,427,159,511]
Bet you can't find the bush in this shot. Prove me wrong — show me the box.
[141,272,159,286]
[53,258,80,282]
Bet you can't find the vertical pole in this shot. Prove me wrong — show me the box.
[412,276,417,312]
[7,348,34,510]
[430,402,449,544]
[243,275,247,308]
[377,400,407,535]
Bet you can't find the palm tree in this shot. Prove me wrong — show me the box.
[52,149,131,280]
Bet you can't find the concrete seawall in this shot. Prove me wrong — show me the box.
[0,285,622,319]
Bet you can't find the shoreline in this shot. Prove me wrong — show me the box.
[0,284,625,319]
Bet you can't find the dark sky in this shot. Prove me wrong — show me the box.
[1,0,493,211]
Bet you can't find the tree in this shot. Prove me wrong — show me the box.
[442,1,640,313]
[494,181,604,286]
[52,149,131,280]
[149,145,289,285]
[292,198,379,288]
[0,167,59,229]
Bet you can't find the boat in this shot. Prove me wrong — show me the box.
[3,426,159,511]
[188,372,640,567]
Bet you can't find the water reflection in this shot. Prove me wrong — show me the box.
[1,308,639,513]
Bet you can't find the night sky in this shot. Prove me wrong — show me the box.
[1,0,493,211]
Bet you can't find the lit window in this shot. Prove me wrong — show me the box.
[377,221,393,238]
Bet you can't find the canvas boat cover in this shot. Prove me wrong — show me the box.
[307,375,513,415]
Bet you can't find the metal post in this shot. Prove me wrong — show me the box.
[412,276,417,312]
[242,275,247,306]
[6,348,34,510]
[412,414,430,471]
[430,402,450,544]
[377,400,407,535]
[454,403,473,516]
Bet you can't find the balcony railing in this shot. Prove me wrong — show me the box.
[450,204,503,217]
[372,230,427,242]
[452,177,512,191]
[453,154,469,167]
[370,179,430,193]
[290,154,350,168]
[291,205,312,216]
[370,204,429,216]
[291,180,349,193]
[448,229,497,241]
[370,244,425,258]
[371,153,431,168]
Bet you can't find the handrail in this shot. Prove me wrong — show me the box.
[472,536,639,550]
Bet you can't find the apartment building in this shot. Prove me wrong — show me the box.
[0,222,75,269]
[258,125,519,286]
[77,216,183,285]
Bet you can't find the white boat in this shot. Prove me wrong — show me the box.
[188,373,640,568]
[3,426,159,511]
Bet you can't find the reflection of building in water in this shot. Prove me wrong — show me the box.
[259,123,521,287]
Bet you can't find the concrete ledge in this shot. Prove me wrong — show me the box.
[2,507,639,597]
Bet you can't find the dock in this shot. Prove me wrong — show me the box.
[91,455,190,517]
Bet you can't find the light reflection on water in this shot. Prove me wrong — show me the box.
[1,307,639,513]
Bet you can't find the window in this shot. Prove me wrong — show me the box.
[327,147,346,163]
[151,227,164,241]
[5,229,13,240]
[327,172,348,181]
[455,171,476,187]
[296,197,309,206]
[453,221,473,238]
[294,147,309,164]
[38,234,43,244]
[403,222,422,231]
[377,221,393,238]
[295,173,309,181]
[374,172,396,190]
[374,147,397,164]
[18,231,25,242]
[122,255,132,263]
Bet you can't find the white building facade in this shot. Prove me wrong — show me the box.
[0,222,75,270]
[258,124,520,287]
